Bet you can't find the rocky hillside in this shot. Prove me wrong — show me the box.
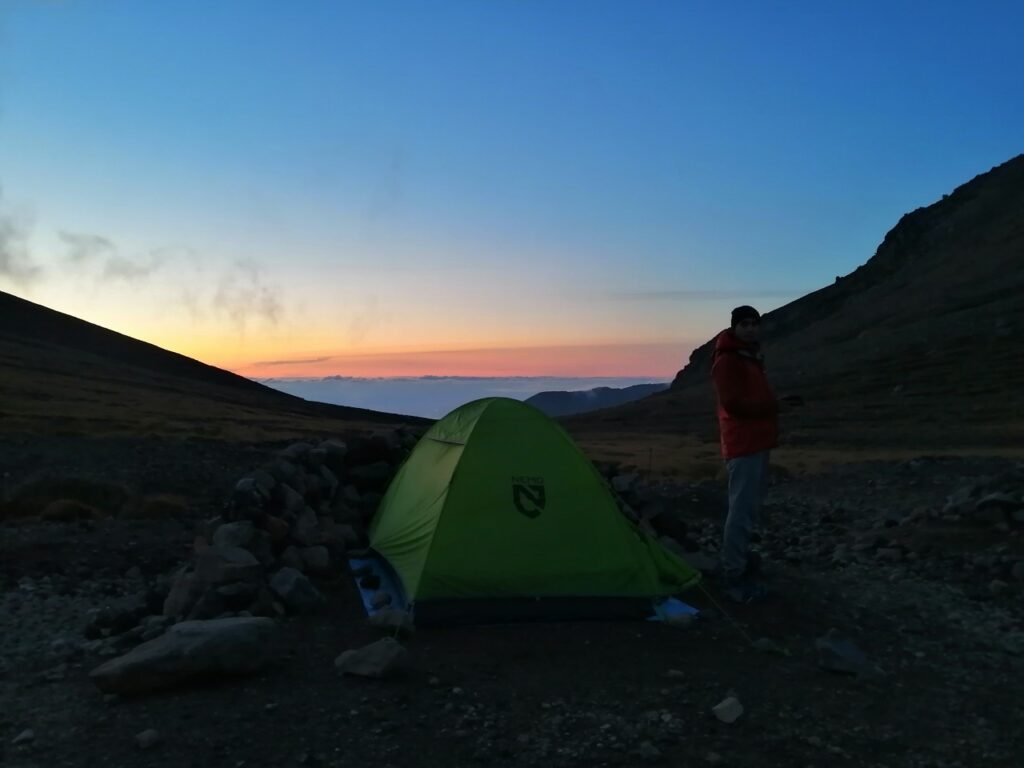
[526,383,668,417]
[570,154,1024,451]
[0,291,424,438]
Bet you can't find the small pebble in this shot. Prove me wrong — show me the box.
[712,696,744,724]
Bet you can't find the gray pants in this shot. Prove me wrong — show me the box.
[722,451,770,581]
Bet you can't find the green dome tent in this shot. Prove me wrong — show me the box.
[365,397,699,624]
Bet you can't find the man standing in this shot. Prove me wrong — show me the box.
[711,305,785,603]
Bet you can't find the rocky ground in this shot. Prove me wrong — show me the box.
[1,436,1022,768]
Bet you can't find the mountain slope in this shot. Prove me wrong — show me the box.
[526,383,668,417]
[567,155,1024,454]
[0,291,423,438]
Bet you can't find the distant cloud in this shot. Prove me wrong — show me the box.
[610,289,806,300]
[58,230,116,264]
[214,260,283,333]
[0,187,42,287]
[59,230,167,284]
[256,356,332,366]
[102,254,164,283]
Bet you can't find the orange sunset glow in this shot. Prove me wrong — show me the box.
[229,341,689,379]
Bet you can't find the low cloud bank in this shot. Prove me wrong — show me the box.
[260,376,667,418]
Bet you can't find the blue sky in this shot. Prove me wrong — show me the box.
[1,1,1020,378]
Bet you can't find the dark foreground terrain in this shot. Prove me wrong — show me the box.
[1,435,1022,768]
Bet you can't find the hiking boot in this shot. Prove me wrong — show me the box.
[723,578,768,604]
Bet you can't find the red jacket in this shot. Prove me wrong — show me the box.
[711,330,778,459]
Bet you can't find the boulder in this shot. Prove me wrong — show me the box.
[195,547,260,585]
[292,507,322,546]
[334,638,408,679]
[216,581,260,609]
[281,546,305,572]
[266,458,302,489]
[163,570,205,619]
[269,568,325,614]
[213,521,256,550]
[263,515,291,543]
[319,465,340,497]
[186,589,227,621]
[89,617,279,694]
[251,469,277,495]
[87,594,150,636]
[319,439,349,473]
[305,448,328,467]
[301,546,332,574]
[278,484,306,519]
[280,442,314,462]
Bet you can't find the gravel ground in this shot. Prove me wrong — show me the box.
[1,439,1022,768]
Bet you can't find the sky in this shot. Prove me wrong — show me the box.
[1,1,1021,379]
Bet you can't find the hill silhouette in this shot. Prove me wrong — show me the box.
[0,291,423,438]
[525,383,668,417]
[568,155,1024,461]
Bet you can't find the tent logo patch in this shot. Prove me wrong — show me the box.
[511,476,546,518]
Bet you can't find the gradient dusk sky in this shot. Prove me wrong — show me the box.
[1,2,1021,378]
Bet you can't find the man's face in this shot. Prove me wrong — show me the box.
[733,318,760,343]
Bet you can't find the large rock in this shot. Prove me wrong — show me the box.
[269,568,325,614]
[319,439,349,473]
[334,638,408,679]
[281,546,305,571]
[278,484,307,519]
[212,521,256,550]
[228,478,268,520]
[281,442,314,462]
[319,465,340,498]
[89,617,279,694]
[301,546,332,574]
[195,546,260,585]
[292,507,322,546]
[86,594,150,636]
[163,570,205,619]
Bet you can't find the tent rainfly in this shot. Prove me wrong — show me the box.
[364,397,699,624]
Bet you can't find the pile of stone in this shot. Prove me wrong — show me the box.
[82,429,419,660]
[164,430,416,622]
[940,470,1024,529]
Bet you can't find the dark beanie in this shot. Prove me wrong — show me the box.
[730,305,761,328]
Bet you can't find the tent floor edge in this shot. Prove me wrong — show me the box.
[412,595,666,626]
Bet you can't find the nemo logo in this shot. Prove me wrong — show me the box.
[511,476,546,518]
